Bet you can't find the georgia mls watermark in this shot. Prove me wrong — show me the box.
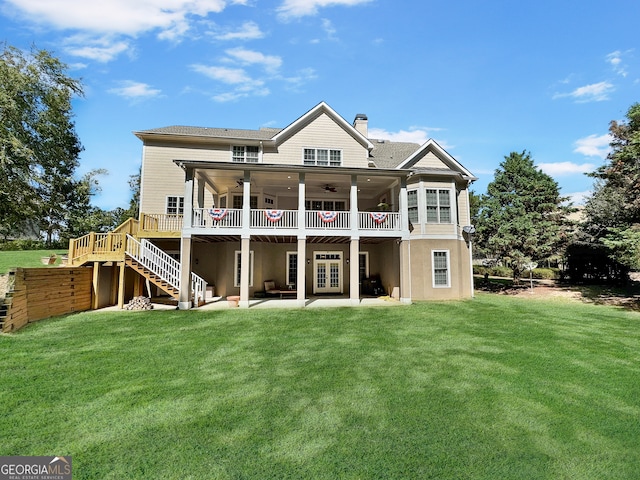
[0,456,71,480]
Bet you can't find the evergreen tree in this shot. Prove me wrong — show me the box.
[582,103,640,270]
[476,151,571,280]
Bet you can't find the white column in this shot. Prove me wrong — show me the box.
[349,239,360,305]
[298,173,306,231]
[242,170,251,234]
[399,240,412,304]
[179,166,195,310]
[350,174,358,233]
[399,176,410,239]
[182,167,194,230]
[239,237,251,308]
[178,236,192,309]
[297,238,306,307]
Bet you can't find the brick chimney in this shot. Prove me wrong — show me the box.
[353,113,368,138]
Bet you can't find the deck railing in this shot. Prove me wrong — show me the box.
[139,209,402,232]
[306,211,351,230]
[68,232,126,263]
[141,213,183,232]
[193,208,243,228]
[358,212,401,230]
[251,209,298,228]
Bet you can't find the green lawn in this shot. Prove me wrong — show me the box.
[1,295,639,479]
[0,249,68,274]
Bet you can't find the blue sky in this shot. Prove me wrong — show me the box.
[1,0,639,210]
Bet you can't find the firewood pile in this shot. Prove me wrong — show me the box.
[125,296,154,311]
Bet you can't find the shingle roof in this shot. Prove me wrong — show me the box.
[136,125,282,140]
[369,139,421,169]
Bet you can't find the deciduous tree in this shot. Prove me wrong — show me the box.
[0,44,84,243]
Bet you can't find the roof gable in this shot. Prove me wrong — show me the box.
[272,101,374,150]
[397,139,476,180]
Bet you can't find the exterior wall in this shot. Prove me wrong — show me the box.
[140,143,219,214]
[412,150,447,169]
[266,113,369,168]
[189,240,404,299]
[407,238,472,300]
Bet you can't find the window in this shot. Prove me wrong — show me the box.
[359,252,369,280]
[232,146,259,163]
[303,148,342,166]
[407,190,418,224]
[234,250,254,287]
[166,196,184,215]
[286,252,298,288]
[432,251,450,287]
[305,200,346,211]
[232,195,258,209]
[426,189,452,223]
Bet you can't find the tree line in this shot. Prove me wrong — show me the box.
[473,102,640,283]
[0,44,137,247]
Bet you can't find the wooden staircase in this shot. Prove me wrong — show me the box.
[125,256,180,298]
[67,219,206,307]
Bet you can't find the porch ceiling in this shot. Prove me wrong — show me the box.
[195,166,400,200]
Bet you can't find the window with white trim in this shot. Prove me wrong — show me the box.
[166,196,184,215]
[407,190,418,224]
[232,145,259,163]
[232,195,258,209]
[286,252,298,288]
[305,200,346,211]
[432,250,450,287]
[303,148,342,166]
[359,252,369,280]
[426,189,452,223]
[234,250,254,287]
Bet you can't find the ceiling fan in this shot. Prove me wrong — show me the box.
[323,184,337,193]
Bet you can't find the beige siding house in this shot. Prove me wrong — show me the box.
[121,101,477,308]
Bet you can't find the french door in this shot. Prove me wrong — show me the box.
[313,252,343,294]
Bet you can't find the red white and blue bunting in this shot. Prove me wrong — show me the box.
[318,211,338,223]
[208,208,228,221]
[264,209,284,222]
[369,212,389,224]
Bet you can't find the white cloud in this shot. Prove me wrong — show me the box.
[3,0,229,36]
[537,161,595,176]
[565,191,591,206]
[225,48,282,73]
[277,0,373,20]
[210,21,264,41]
[553,81,615,102]
[108,81,162,99]
[606,50,632,77]
[573,134,612,158]
[192,63,271,102]
[63,35,131,62]
[191,64,253,84]
[369,127,446,146]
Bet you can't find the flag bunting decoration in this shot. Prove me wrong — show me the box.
[318,211,338,223]
[264,210,284,222]
[208,208,228,221]
[369,212,389,224]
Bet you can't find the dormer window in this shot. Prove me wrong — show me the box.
[303,148,342,166]
[232,145,259,163]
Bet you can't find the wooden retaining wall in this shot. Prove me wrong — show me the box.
[1,267,93,333]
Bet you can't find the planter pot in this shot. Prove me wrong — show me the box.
[226,295,240,307]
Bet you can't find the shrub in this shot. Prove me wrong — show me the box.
[530,268,559,280]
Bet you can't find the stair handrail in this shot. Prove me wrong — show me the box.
[191,272,207,305]
[125,235,180,291]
